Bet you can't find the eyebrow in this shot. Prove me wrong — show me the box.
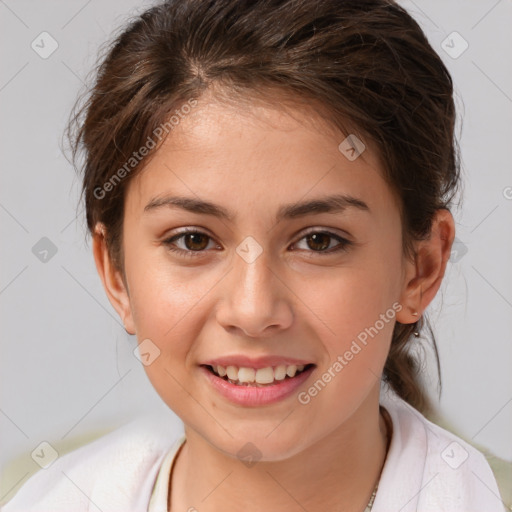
[143,193,370,222]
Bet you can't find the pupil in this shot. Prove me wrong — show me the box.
[308,233,329,251]
[186,233,207,251]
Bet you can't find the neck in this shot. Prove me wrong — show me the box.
[169,388,390,512]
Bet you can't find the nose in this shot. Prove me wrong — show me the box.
[215,246,294,338]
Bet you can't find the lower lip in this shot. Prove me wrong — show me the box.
[200,365,315,406]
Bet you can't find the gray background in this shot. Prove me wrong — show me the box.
[1,0,511,503]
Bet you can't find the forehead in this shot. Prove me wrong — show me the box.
[125,94,395,220]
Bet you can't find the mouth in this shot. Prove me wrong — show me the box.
[201,363,316,387]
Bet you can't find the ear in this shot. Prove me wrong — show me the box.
[396,209,455,325]
[92,222,136,335]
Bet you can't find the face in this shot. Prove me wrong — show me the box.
[97,92,417,461]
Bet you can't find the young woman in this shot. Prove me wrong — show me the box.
[2,0,505,511]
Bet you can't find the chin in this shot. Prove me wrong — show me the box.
[204,426,314,463]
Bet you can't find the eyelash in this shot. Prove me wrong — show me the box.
[162,227,353,259]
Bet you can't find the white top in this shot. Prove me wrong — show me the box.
[1,388,506,512]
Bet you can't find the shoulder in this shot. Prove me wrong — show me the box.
[0,413,184,512]
[376,388,506,512]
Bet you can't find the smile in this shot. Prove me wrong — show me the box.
[200,363,316,406]
[204,363,314,386]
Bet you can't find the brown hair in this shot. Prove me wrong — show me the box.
[66,0,462,414]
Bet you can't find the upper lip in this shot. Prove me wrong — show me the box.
[201,355,315,369]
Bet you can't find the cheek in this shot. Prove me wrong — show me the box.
[128,272,204,418]
[124,247,234,407]
[129,270,204,357]
[124,239,202,334]
[295,271,396,417]
[298,260,396,335]
[292,256,398,391]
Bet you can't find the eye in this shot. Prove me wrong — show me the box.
[163,228,218,258]
[292,229,352,255]
[162,227,352,258]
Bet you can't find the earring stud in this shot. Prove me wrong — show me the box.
[412,311,419,337]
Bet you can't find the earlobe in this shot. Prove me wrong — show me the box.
[92,222,136,335]
[396,209,455,324]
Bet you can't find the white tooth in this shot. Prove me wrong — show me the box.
[238,367,256,383]
[226,365,238,380]
[286,365,297,378]
[217,365,227,377]
[297,364,305,372]
[274,365,287,380]
[255,367,275,384]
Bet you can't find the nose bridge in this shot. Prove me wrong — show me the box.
[232,234,278,308]
[236,237,273,295]
[217,234,293,336]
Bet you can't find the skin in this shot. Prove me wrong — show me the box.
[92,89,455,512]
